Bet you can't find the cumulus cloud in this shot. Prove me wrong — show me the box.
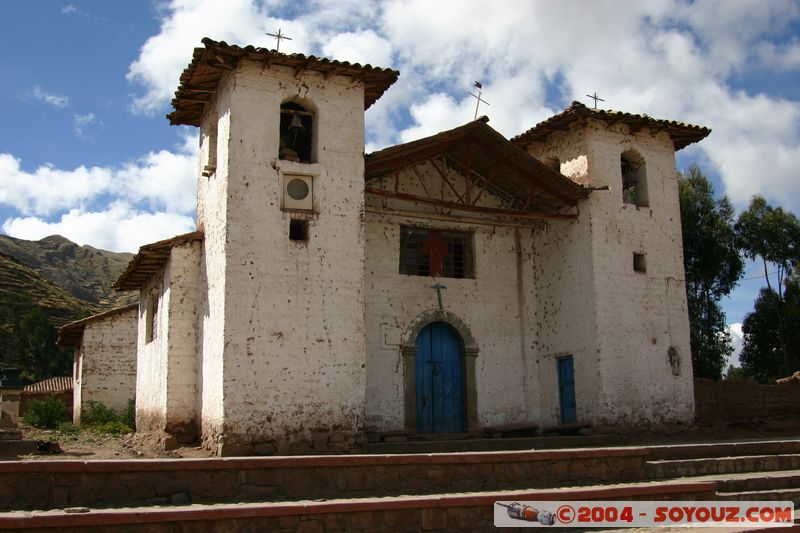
[71,0,800,234]
[32,86,69,108]
[322,29,393,67]
[0,135,197,218]
[3,203,195,253]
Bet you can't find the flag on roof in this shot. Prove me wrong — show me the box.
[474,81,482,89]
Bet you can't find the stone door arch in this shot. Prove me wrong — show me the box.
[401,309,479,431]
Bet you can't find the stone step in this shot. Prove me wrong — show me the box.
[717,488,800,506]
[364,434,625,454]
[0,447,650,511]
[715,470,800,493]
[647,454,800,478]
[0,480,717,532]
[647,439,800,460]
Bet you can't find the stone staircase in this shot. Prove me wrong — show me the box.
[0,437,797,531]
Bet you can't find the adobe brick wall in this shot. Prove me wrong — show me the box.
[0,448,652,511]
[694,378,800,422]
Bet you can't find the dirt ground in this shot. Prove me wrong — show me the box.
[7,418,800,462]
[9,424,212,461]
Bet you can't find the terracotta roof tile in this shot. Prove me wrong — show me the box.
[512,101,711,151]
[168,38,400,126]
[24,377,73,393]
[113,231,203,291]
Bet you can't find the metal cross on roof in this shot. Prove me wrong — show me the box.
[469,81,490,120]
[266,28,292,52]
[586,92,605,109]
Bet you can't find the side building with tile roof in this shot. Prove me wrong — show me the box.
[58,304,138,424]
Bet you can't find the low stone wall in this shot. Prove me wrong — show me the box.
[0,448,651,511]
[694,378,800,423]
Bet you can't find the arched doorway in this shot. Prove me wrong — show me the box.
[415,322,465,432]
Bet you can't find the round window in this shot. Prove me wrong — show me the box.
[286,178,309,200]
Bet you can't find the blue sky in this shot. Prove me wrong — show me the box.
[1,1,799,338]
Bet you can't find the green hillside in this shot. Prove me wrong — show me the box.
[0,235,138,383]
[0,234,136,309]
[0,252,101,328]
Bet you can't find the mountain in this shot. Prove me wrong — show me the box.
[0,234,135,310]
[0,252,101,328]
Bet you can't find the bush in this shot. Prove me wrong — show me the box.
[122,399,135,430]
[91,421,133,435]
[81,401,119,426]
[23,396,68,429]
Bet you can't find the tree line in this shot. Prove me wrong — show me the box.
[679,164,800,382]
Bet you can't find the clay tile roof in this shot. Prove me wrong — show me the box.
[24,377,73,393]
[512,101,711,151]
[365,117,587,214]
[57,303,139,348]
[168,37,400,127]
[113,231,204,291]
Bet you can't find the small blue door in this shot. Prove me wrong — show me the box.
[558,357,577,424]
[416,322,465,432]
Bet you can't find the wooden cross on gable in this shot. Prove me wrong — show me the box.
[266,28,292,52]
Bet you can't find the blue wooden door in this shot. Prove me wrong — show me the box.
[415,322,465,432]
[558,357,577,424]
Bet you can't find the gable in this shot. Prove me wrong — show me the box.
[365,118,587,223]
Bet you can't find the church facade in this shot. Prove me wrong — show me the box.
[115,38,710,455]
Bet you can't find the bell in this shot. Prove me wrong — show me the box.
[288,114,305,131]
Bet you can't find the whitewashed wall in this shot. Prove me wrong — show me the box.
[73,307,137,424]
[525,118,695,426]
[198,60,368,454]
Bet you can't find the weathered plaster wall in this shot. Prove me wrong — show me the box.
[164,242,202,441]
[206,60,368,454]
[72,307,137,424]
[364,163,540,432]
[135,272,169,433]
[583,121,693,424]
[195,79,231,449]
[525,118,694,426]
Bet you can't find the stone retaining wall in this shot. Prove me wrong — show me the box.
[0,448,650,511]
[694,378,800,422]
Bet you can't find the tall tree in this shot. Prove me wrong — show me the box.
[678,164,743,380]
[740,279,800,381]
[736,196,800,377]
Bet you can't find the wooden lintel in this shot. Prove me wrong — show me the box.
[365,187,576,221]
[465,138,472,204]
[365,206,544,229]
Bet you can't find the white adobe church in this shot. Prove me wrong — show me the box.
[113,38,710,456]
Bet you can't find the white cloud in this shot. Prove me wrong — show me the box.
[73,112,103,137]
[61,4,76,14]
[114,0,800,217]
[126,0,275,114]
[32,86,69,108]
[2,203,195,253]
[0,134,197,216]
[322,29,393,67]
